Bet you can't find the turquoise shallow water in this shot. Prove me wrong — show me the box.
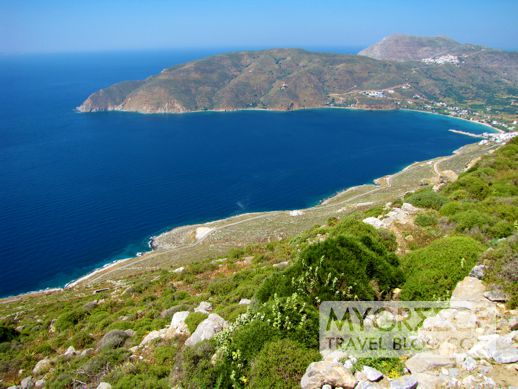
[0,51,491,297]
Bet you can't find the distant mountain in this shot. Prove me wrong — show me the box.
[78,37,518,118]
[359,35,518,82]
[359,35,480,62]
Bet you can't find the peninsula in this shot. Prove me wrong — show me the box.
[78,35,518,131]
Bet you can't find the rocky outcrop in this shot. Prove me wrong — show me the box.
[185,314,227,347]
[363,203,419,230]
[168,311,190,337]
[98,330,129,350]
[194,301,213,314]
[300,360,357,389]
[32,358,53,375]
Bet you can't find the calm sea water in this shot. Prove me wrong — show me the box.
[0,50,491,297]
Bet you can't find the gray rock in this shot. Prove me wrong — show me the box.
[389,375,418,389]
[34,379,45,389]
[362,366,383,382]
[322,349,347,363]
[322,385,332,389]
[491,347,518,363]
[83,300,99,310]
[461,356,477,371]
[272,261,289,268]
[48,319,56,333]
[363,217,384,229]
[300,361,357,389]
[166,311,190,337]
[20,376,33,389]
[355,381,379,389]
[173,266,184,273]
[7,386,18,389]
[80,348,93,357]
[124,329,136,337]
[401,202,419,214]
[98,330,129,350]
[63,346,77,359]
[194,301,213,314]
[139,328,167,347]
[32,358,52,375]
[412,373,444,389]
[160,305,183,319]
[469,264,486,279]
[405,352,454,374]
[484,289,508,302]
[96,383,112,389]
[239,298,251,305]
[185,314,227,346]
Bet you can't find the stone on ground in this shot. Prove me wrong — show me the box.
[300,360,357,389]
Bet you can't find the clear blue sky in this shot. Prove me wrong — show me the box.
[2,0,517,53]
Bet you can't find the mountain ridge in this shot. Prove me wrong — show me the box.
[78,35,518,129]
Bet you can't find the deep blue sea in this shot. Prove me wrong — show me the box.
[0,49,492,297]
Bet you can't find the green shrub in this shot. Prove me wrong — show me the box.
[444,175,490,200]
[405,189,448,210]
[180,340,224,388]
[0,324,18,342]
[226,319,280,366]
[216,303,248,322]
[257,219,403,305]
[450,210,495,233]
[353,357,405,379]
[55,308,88,331]
[482,235,518,308]
[154,343,178,364]
[249,339,320,388]
[185,312,208,333]
[258,294,319,348]
[401,236,485,300]
[414,213,438,227]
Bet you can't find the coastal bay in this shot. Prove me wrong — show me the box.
[0,52,494,298]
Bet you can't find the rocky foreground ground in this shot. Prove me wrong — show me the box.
[299,271,517,389]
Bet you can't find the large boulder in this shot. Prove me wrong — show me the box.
[450,276,486,308]
[405,352,454,374]
[389,375,418,389]
[469,265,485,280]
[98,330,129,350]
[20,376,34,389]
[185,314,227,347]
[194,301,212,314]
[468,332,518,363]
[63,345,77,359]
[34,379,45,388]
[32,358,53,375]
[362,365,384,382]
[300,360,357,389]
[166,311,190,337]
[139,328,167,347]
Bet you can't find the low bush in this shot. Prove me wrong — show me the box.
[256,219,403,305]
[414,213,438,227]
[353,357,405,379]
[444,175,490,200]
[401,236,485,300]
[0,324,18,342]
[405,189,448,210]
[482,234,518,308]
[185,312,207,333]
[249,339,320,388]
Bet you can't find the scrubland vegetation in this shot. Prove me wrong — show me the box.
[0,139,516,388]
